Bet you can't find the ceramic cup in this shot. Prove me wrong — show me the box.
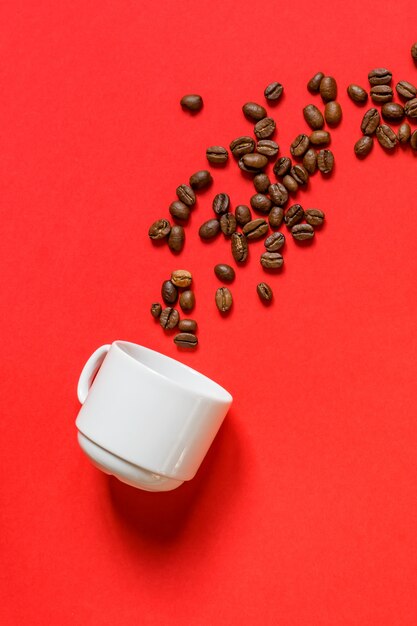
[75,340,233,492]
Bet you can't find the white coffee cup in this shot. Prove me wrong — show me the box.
[75,340,233,492]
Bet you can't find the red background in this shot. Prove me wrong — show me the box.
[1,1,417,624]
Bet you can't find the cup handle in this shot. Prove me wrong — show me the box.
[77,344,111,404]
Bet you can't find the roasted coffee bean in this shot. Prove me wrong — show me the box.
[235,205,252,226]
[151,303,162,318]
[230,136,256,157]
[242,152,268,170]
[291,164,309,185]
[253,173,271,193]
[291,224,315,241]
[180,94,203,111]
[320,76,337,102]
[305,209,325,227]
[238,157,258,173]
[325,101,342,126]
[174,333,198,348]
[309,130,330,146]
[242,102,267,121]
[284,204,304,228]
[256,140,279,157]
[303,104,324,130]
[368,68,392,86]
[206,146,229,164]
[176,184,196,207]
[250,194,272,213]
[254,117,276,139]
[347,84,368,103]
[160,307,180,330]
[290,134,310,157]
[268,183,288,206]
[273,156,292,177]
[168,225,185,253]
[268,206,284,229]
[214,264,235,282]
[370,85,393,104]
[307,71,324,93]
[257,282,273,302]
[242,218,269,240]
[410,130,417,150]
[199,218,220,239]
[161,280,178,305]
[231,232,248,263]
[354,136,373,158]
[264,82,284,101]
[398,122,411,143]
[179,290,195,312]
[376,124,397,150]
[264,231,285,252]
[215,287,233,312]
[149,218,171,240]
[396,81,417,100]
[169,200,190,221]
[178,319,197,333]
[361,108,380,135]
[412,42,417,61]
[220,212,237,236]
[303,149,317,175]
[282,175,299,193]
[213,193,230,215]
[171,269,192,288]
[260,251,284,269]
[381,102,404,122]
[317,149,334,174]
[405,98,417,119]
[189,170,213,190]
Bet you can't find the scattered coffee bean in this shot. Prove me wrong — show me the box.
[309,130,330,146]
[257,282,273,302]
[168,225,185,253]
[264,231,285,252]
[396,81,417,100]
[169,200,190,221]
[302,149,317,175]
[291,223,315,241]
[179,290,195,312]
[235,205,252,225]
[162,279,178,305]
[354,135,373,158]
[160,307,180,330]
[206,146,229,164]
[250,193,272,213]
[220,212,237,236]
[305,209,325,227]
[242,102,267,121]
[361,108,380,135]
[347,84,368,103]
[230,136,256,157]
[174,333,198,348]
[254,117,276,139]
[398,122,411,144]
[176,184,196,206]
[307,72,324,93]
[317,149,334,174]
[231,232,248,263]
[243,218,269,240]
[410,130,417,150]
[320,76,337,102]
[412,42,417,62]
[404,98,417,119]
[290,134,310,157]
[368,68,392,86]
[171,269,192,288]
[264,82,284,101]
[199,218,220,239]
[370,85,393,104]
[242,152,269,170]
[256,140,279,157]
[253,173,271,193]
[273,156,292,177]
[325,101,342,126]
[215,287,233,312]
[282,174,299,193]
[151,303,162,318]
[303,104,324,130]
[376,124,397,150]
[180,94,203,112]
[189,170,213,190]
[149,218,171,240]
[238,158,260,174]
[284,204,304,228]
[291,164,309,185]
[213,193,230,215]
[178,319,197,333]
[260,251,284,269]
[381,102,404,122]
[214,264,235,282]
[268,206,284,229]
[268,183,288,206]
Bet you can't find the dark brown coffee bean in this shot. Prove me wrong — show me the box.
[178,319,197,333]
[268,183,288,206]
[238,158,258,174]
[149,218,171,240]
[168,225,185,253]
[257,282,273,302]
[396,81,417,100]
[268,206,284,229]
[242,218,269,240]
[410,130,417,150]
[282,175,299,193]
[264,231,285,252]
[160,307,180,330]
[307,72,324,93]
[325,101,342,126]
[174,333,198,348]
[381,102,404,122]
[171,269,192,288]
[235,205,252,226]
[189,170,213,190]
[317,149,334,174]
[361,108,380,135]
[404,98,417,119]
[303,104,324,130]
[231,232,248,263]
[161,280,178,305]
[347,84,368,103]
[354,136,373,158]
[254,117,276,139]
[242,102,267,121]
[151,303,162,318]
[169,200,190,221]
[260,251,283,269]
[213,193,230,215]
[290,134,310,157]
[264,82,283,101]
[176,184,196,206]
[214,264,235,282]
[302,149,317,174]
[273,157,292,177]
[180,94,203,111]
[398,122,411,144]
[320,76,337,102]
[291,164,309,185]
[309,130,330,146]
[305,209,325,227]
[412,43,417,61]
[253,173,271,193]
[370,85,393,104]
[206,146,229,164]
[284,204,304,228]
[368,68,392,86]
[230,136,256,157]
[179,290,195,312]
[215,287,233,312]
[291,224,315,241]
[242,153,268,170]
[376,124,397,150]
[220,213,237,236]
[199,218,220,239]
[250,194,272,213]
[256,140,279,157]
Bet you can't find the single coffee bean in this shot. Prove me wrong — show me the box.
[180,94,203,111]
[320,76,337,102]
[160,307,180,330]
[213,193,230,215]
[354,135,374,158]
[264,82,284,101]
[250,193,272,213]
[235,205,252,226]
[189,170,213,190]
[215,287,233,312]
[381,102,404,122]
[242,152,268,170]
[149,218,171,240]
[178,319,197,333]
[260,251,284,269]
[396,81,417,100]
[268,206,284,229]
[282,175,299,193]
[214,264,235,282]
[404,98,417,119]
[179,290,195,312]
[257,282,273,302]
[264,231,285,252]
[273,156,292,178]
[238,158,260,173]
[161,280,178,305]
[254,117,276,139]
[376,124,397,150]
[220,212,237,236]
[242,102,267,121]
[253,173,271,193]
[305,209,325,227]
[268,183,288,206]
[290,134,310,157]
[309,130,331,146]
[368,68,392,86]
[291,224,315,241]
[256,140,279,157]
[174,333,198,348]
[291,164,309,185]
[398,122,411,143]
[199,218,220,239]
[168,225,185,253]
[370,85,393,104]
[242,218,269,240]
[307,71,324,93]
[206,146,229,164]
[361,108,380,135]
[176,184,196,206]
[325,101,342,126]
[347,84,368,103]
[284,204,304,228]
[317,149,334,174]
[169,200,190,221]
[171,269,192,288]
[303,104,324,130]
[302,149,317,175]
[230,136,256,157]
[412,42,417,61]
[231,232,248,263]
[410,130,417,150]
[151,303,162,318]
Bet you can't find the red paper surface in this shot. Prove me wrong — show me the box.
[1,1,417,624]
